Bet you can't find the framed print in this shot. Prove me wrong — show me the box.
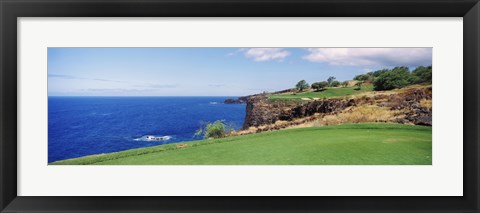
[1,0,479,212]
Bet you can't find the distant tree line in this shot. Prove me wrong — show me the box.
[353,66,432,91]
[294,65,431,93]
[297,76,343,92]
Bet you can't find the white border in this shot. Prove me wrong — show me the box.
[18,18,463,196]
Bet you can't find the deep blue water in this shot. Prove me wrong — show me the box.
[48,97,246,163]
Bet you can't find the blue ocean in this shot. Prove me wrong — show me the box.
[48,97,246,163]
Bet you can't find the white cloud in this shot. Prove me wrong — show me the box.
[242,48,290,62]
[303,48,432,67]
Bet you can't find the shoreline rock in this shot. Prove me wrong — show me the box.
[224,98,246,104]
[224,95,251,104]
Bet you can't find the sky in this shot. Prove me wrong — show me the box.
[48,48,432,96]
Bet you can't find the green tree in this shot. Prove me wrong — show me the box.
[195,120,233,139]
[330,80,340,87]
[295,80,309,92]
[373,66,414,91]
[412,65,432,84]
[371,69,390,77]
[311,81,328,91]
[341,81,349,87]
[327,76,336,85]
[353,69,388,82]
[311,82,320,91]
[353,74,372,81]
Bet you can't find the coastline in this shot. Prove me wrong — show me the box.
[48,96,246,163]
[51,84,432,164]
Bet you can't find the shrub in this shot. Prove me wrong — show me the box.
[354,67,429,88]
[353,74,373,81]
[311,81,328,91]
[412,66,432,84]
[195,120,233,139]
[370,69,389,77]
[373,66,415,91]
[330,80,341,87]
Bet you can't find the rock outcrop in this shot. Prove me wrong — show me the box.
[242,96,357,129]
[224,96,249,104]
[386,87,432,126]
[241,86,432,129]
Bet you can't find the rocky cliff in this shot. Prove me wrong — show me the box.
[240,86,432,130]
[242,95,356,129]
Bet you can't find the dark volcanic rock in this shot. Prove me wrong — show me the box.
[400,87,432,126]
[224,96,249,104]
[224,98,243,104]
[413,115,432,126]
[242,95,354,129]
[241,86,433,129]
[290,99,355,119]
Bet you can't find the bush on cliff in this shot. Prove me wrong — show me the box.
[195,120,233,139]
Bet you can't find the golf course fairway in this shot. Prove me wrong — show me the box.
[51,123,432,165]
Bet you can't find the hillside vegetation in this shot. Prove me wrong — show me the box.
[51,123,432,165]
[269,65,431,101]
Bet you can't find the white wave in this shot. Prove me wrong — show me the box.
[134,135,172,142]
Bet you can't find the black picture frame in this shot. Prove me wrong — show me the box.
[1,0,479,212]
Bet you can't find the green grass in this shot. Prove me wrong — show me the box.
[269,85,374,101]
[51,123,432,165]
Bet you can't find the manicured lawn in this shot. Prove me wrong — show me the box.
[51,123,432,165]
[269,85,374,100]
